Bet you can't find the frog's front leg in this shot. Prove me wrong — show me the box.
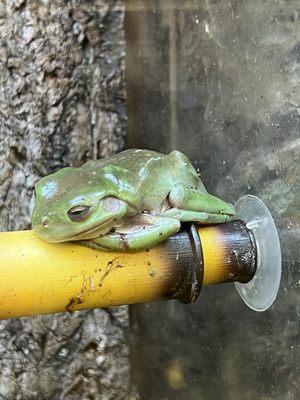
[168,183,235,223]
[81,214,180,251]
[162,208,231,224]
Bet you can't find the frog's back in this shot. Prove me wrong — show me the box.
[81,149,204,210]
[109,149,167,173]
[82,149,169,178]
[82,149,164,173]
[94,149,201,185]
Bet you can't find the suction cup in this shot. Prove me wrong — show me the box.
[234,195,281,312]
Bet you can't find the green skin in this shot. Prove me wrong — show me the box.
[32,149,235,251]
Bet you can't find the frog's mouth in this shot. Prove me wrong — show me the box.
[66,218,115,241]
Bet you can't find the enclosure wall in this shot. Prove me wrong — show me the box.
[125,1,300,399]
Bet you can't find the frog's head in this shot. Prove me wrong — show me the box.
[32,167,128,242]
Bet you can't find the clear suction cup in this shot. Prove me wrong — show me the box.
[234,195,281,312]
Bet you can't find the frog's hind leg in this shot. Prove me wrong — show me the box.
[168,183,235,222]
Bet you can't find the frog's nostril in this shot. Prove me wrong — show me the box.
[42,217,49,228]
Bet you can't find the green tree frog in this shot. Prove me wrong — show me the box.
[32,149,235,251]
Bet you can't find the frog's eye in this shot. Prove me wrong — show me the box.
[67,205,91,222]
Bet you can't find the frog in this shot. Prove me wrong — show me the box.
[32,149,235,251]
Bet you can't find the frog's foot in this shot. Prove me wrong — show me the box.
[81,214,180,252]
[168,183,235,222]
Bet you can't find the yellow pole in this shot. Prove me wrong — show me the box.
[199,221,257,285]
[0,229,197,318]
[0,221,256,319]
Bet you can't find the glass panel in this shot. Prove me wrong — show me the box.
[125,1,300,399]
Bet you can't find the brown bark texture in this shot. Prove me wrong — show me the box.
[0,1,131,399]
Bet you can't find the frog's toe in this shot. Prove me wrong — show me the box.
[219,202,235,217]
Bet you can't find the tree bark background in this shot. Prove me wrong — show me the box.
[0,1,131,399]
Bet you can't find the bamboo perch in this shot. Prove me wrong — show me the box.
[0,221,256,319]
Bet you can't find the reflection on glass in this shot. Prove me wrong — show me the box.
[126,1,300,399]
